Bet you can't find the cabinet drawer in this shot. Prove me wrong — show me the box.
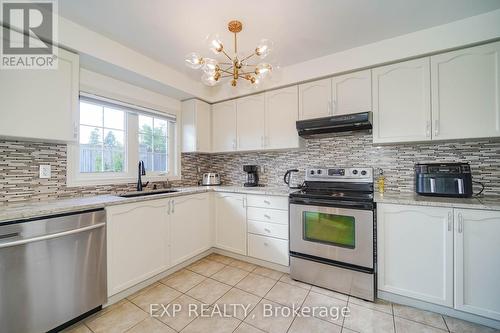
[248,220,288,240]
[246,195,288,210]
[248,234,289,266]
[247,207,288,225]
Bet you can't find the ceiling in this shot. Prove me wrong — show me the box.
[59,0,500,81]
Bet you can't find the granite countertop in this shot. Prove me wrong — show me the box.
[374,192,500,211]
[0,186,292,223]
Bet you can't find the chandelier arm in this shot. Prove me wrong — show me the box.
[239,71,256,76]
[241,53,255,63]
[221,74,234,78]
[241,63,257,67]
[219,68,233,75]
[221,49,233,61]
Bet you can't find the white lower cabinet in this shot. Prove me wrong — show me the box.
[377,204,454,306]
[246,195,290,266]
[106,199,170,296]
[170,193,211,266]
[378,203,500,321]
[454,209,500,320]
[248,234,289,266]
[214,193,247,255]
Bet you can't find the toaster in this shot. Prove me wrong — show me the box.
[415,163,473,198]
[201,173,221,186]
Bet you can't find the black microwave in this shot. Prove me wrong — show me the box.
[415,163,473,198]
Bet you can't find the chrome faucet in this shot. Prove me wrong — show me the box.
[137,160,149,191]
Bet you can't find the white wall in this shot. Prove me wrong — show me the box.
[80,69,181,116]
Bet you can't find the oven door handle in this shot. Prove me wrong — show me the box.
[289,197,374,210]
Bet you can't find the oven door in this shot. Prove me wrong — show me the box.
[290,203,373,269]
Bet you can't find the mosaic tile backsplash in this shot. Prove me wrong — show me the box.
[1,132,500,203]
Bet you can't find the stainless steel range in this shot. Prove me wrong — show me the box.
[289,167,376,301]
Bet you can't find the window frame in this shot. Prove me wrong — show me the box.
[67,94,180,187]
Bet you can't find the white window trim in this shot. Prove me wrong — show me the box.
[67,94,181,188]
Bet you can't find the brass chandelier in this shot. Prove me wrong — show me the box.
[185,20,274,87]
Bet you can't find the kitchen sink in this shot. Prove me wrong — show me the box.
[119,190,178,198]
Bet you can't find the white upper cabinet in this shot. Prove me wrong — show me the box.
[181,99,211,153]
[431,42,500,140]
[372,58,431,143]
[331,69,372,115]
[454,209,500,320]
[298,78,332,120]
[377,204,454,307]
[0,47,79,143]
[214,193,247,255]
[236,94,266,151]
[265,86,300,150]
[170,193,211,266]
[212,100,237,152]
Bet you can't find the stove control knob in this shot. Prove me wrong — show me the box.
[361,170,367,176]
[310,170,315,175]
[317,169,322,175]
[352,169,358,175]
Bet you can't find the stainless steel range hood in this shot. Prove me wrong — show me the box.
[296,111,372,138]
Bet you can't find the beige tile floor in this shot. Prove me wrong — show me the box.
[64,254,499,333]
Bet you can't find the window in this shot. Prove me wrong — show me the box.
[138,114,168,172]
[67,94,179,186]
[79,101,126,173]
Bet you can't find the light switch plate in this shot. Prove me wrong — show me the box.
[39,165,51,179]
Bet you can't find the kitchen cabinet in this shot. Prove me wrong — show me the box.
[0,46,79,143]
[236,94,266,151]
[298,78,332,120]
[170,193,211,266]
[265,86,301,150]
[454,209,500,320]
[331,69,372,115]
[212,100,237,152]
[431,42,500,140]
[372,58,431,143]
[214,192,247,255]
[246,194,290,266]
[181,99,211,153]
[106,199,170,296]
[377,204,453,306]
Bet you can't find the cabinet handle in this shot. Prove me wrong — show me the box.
[426,120,431,138]
[263,200,271,205]
[171,200,175,214]
[237,136,240,149]
[73,122,78,139]
[264,228,271,233]
[332,100,337,115]
[434,119,440,136]
[448,212,452,232]
[264,214,271,219]
[327,101,332,115]
[167,200,171,215]
[458,213,463,233]
[264,242,269,246]
[242,198,246,208]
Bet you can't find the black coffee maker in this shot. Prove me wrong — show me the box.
[243,165,259,187]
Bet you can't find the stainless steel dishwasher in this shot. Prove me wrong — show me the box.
[0,209,107,333]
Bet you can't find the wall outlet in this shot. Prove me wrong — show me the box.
[197,166,202,173]
[39,165,51,179]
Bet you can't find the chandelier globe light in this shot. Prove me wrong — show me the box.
[185,20,274,87]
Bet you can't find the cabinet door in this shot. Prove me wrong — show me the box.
[106,199,169,296]
[372,58,431,143]
[298,78,332,120]
[265,86,300,149]
[454,209,500,320]
[214,193,247,255]
[171,193,211,266]
[331,69,372,115]
[431,42,500,140]
[212,100,237,152]
[196,101,212,152]
[236,94,265,151]
[377,204,453,306]
[0,47,79,142]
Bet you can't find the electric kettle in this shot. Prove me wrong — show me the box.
[284,169,302,189]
